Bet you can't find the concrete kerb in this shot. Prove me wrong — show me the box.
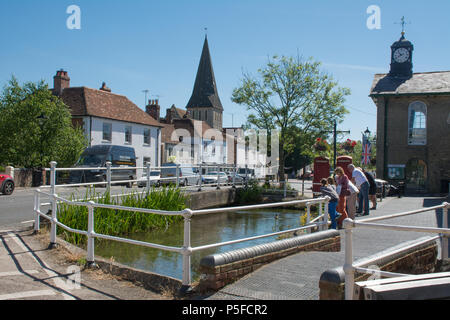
[319,236,440,300]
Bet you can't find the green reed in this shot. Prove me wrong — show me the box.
[57,186,187,246]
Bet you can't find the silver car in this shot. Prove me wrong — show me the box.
[137,171,161,188]
[202,172,229,186]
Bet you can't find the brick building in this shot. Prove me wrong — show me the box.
[370,32,450,194]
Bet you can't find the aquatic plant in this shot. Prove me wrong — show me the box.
[57,186,186,246]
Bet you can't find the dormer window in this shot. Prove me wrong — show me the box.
[408,101,427,145]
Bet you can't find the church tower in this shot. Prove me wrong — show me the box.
[388,30,414,78]
[186,36,224,130]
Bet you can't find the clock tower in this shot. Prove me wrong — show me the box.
[389,31,414,78]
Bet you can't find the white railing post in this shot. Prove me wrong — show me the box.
[106,161,112,193]
[181,209,193,294]
[87,201,96,267]
[176,164,180,188]
[442,203,449,260]
[343,218,355,300]
[198,164,202,192]
[245,164,248,187]
[306,203,311,234]
[324,197,330,230]
[34,190,40,234]
[49,161,58,249]
[146,162,151,193]
[50,161,57,195]
[216,165,221,190]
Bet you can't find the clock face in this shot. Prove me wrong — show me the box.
[393,48,410,63]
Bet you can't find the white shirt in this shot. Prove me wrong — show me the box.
[348,180,359,194]
[352,168,368,188]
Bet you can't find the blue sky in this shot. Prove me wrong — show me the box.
[1,0,449,142]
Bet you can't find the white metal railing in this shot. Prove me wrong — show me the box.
[38,161,278,193]
[342,202,450,300]
[33,162,330,291]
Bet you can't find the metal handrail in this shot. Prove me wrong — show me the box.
[343,201,450,300]
[33,162,330,291]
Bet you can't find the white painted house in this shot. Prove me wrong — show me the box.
[52,70,163,176]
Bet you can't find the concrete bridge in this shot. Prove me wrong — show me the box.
[201,195,449,300]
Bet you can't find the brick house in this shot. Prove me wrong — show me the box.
[52,70,163,176]
[370,32,450,194]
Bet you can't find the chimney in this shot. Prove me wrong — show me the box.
[53,69,70,95]
[99,82,111,92]
[146,99,160,122]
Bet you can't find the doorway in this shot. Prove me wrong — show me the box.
[405,158,427,193]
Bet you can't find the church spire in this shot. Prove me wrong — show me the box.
[186,36,223,112]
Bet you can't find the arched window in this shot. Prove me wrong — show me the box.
[408,101,427,145]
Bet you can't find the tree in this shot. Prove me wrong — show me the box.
[0,76,87,168]
[231,55,350,180]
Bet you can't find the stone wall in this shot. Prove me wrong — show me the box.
[186,188,237,210]
[319,237,438,300]
[198,230,340,291]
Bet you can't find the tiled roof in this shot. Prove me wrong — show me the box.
[370,71,450,96]
[60,87,163,127]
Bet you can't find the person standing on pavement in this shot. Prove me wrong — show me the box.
[320,178,339,229]
[362,168,377,210]
[348,164,370,216]
[334,167,350,228]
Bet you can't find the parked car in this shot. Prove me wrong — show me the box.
[160,163,199,186]
[227,172,246,185]
[0,174,15,195]
[137,170,161,188]
[70,145,137,188]
[202,172,229,186]
[238,167,255,178]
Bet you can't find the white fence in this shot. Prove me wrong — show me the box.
[34,161,329,292]
[342,202,450,300]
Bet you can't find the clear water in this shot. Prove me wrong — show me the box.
[94,208,306,281]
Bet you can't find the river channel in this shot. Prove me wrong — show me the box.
[94,207,308,281]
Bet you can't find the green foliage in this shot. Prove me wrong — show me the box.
[235,181,263,205]
[0,76,87,168]
[57,186,187,246]
[231,55,350,178]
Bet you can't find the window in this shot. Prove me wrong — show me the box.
[144,129,151,145]
[125,126,132,144]
[143,157,151,166]
[408,101,427,145]
[102,123,112,142]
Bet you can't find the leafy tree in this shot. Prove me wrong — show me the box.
[231,55,350,180]
[0,76,87,168]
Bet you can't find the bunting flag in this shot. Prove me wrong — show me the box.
[361,135,372,165]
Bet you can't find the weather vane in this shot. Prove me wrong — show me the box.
[395,16,411,36]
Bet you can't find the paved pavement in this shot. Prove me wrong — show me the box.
[0,227,171,300]
[205,195,449,300]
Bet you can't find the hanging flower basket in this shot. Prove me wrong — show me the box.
[341,139,357,152]
[314,138,330,152]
